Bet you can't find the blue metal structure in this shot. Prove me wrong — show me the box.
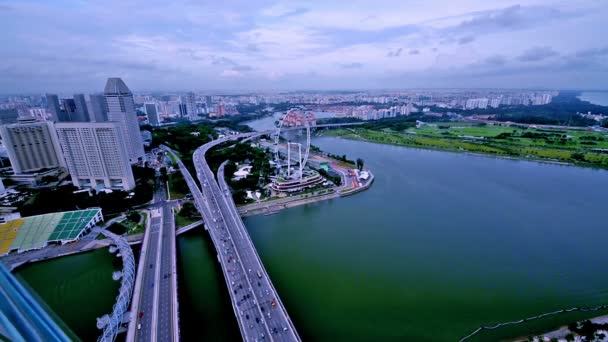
[0,264,71,342]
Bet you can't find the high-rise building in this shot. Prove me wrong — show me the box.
[217,103,225,117]
[89,94,108,122]
[73,94,91,122]
[59,99,77,122]
[0,118,66,174]
[0,109,18,124]
[178,104,188,118]
[205,96,212,111]
[145,103,160,126]
[104,78,145,163]
[55,122,135,191]
[182,92,197,120]
[45,94,61,121]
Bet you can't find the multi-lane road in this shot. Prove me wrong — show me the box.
[166,134,300,342]
[129,179,179,342]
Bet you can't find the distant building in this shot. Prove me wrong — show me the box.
[55,121,135,191]
[178,103,188,118]
[104,78,145,163]
[0,118,66,174]
[0,109,19,125]
[89,94,108,122]
[182,92,197,120]
[205,96,212,111]
[59,99,77,122]
[282,109,316,127]
[217,103,225,117]
[45,94,62,121]
[72,94,91,122]
[145,103,160,126]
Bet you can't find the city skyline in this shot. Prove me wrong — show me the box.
[1,0,607,93]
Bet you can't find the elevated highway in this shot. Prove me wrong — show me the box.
[164,134,300,342]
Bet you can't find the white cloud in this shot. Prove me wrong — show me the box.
[0,0,606,91]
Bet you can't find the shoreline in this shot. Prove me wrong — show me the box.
[2,164,374,270]
[325,131,608,171]
[510,314,608,341]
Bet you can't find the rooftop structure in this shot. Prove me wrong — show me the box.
[271,170,324,193]
[104,78,145,163]
[0,208,103,255]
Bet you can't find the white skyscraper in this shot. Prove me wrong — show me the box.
[55,122,135,191]
[0,118,66,174]
[104,78,145,163]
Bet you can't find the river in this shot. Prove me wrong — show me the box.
[578,91,608,106]
[14,122,608,341]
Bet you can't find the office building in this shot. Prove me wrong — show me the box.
[90,94,108,122]
[73,94,91,122]
[0,118,66,174]
[55,122,135,191]
[145,103,160,126]
[0,109,18,124]
[45,94,61,121]
[59,99,77,122]
[178,103,188,118]
[104,78,145,163]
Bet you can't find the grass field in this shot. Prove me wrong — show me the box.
[327,123,608,168]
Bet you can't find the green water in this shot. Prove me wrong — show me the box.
[14,136,608,341]
[15,249,120,341]
[177,230,240,340]
[242,137,608,341]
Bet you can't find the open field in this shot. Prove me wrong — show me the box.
[327,122,608,168]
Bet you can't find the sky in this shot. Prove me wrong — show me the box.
[1,0,607,93]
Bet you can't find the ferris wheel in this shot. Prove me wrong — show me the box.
[273,110,312,179]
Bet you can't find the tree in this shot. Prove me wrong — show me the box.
[127,211,141,223]
[160,166,168,182]
[179,202,197,218]
[40,175,59,183]
[356,158,364,171]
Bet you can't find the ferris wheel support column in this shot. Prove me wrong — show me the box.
[287,142,291,177]
[298,143,303,181]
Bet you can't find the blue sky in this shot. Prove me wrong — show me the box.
[1,0,607,93]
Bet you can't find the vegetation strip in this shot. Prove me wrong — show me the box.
[459,304,608,342]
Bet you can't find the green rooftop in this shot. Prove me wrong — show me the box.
[0,209,103,255]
